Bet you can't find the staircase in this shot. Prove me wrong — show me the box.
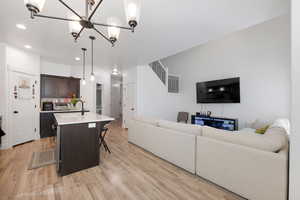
[149,61,167,85]
[149,60,179,93]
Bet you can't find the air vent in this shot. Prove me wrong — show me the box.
[168,75,179,93]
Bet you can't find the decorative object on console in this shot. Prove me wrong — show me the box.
[177,112,189,123]
[196,111,212,117]
[24,0,141,46]
[191,114,238,131]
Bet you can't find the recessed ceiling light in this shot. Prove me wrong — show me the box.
[24,45,32,49]
[75,57,80,61]
[16,24,26,30]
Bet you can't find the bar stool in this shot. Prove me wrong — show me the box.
[99,126,111,154]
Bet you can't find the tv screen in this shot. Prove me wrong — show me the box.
[196,77,240,103]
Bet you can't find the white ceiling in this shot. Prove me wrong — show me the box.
[0,0,289,68]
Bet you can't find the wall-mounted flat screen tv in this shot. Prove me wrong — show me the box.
[196,77,240,103]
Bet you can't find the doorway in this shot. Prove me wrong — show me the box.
[9,71,37,146]
[96,83,102,115]
[111,75,123,119]
[123,83,136,128]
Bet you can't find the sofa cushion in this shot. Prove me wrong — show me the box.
[134,116,158,126]
[158,120,202,136]
[250,119,271,130]
[202,126,287,152]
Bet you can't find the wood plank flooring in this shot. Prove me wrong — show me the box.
[0,121,243,200]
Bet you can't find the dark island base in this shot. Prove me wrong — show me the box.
[56,121,111,176]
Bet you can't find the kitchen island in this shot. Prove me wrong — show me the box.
[54,112,114,176]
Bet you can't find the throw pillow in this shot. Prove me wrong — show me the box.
[255,125,270,134]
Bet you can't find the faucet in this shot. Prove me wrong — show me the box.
[77,99,85,116]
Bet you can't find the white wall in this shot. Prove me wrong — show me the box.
[158,15,290,128]
[136,65,182,121]
[290,1,300,199]
[41,60,72,77]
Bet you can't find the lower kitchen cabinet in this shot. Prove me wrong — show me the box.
[40,113,56,138]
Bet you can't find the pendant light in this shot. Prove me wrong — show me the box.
[68,14,82,39]
[107,17,121,46]
[124,0,141,30]
[81,48,87,85]
[24,0,141,43]
[89,36,96,82]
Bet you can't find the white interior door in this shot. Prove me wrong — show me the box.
[9,71,37,146]
[123,83,136,128]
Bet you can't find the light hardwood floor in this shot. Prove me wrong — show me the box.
[0,121,243,200]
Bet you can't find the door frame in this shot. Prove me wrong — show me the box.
[96,83,103,115]
[122,82,137,128]
[7,68,40,146]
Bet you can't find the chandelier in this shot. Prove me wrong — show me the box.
[24,0,141,46]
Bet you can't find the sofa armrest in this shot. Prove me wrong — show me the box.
[196,136,288,200]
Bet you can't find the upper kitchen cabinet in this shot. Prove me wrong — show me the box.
[41,74,80,98]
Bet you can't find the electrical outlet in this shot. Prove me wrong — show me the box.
[88,123,96,128]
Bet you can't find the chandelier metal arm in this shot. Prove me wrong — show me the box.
[75,27,85,41]
[93,22,132,31]
[88,0,104,20]
[58,0,82,19]
[93,27,113,44]
[33,14,80,22]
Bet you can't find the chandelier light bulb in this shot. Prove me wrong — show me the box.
[82,79,86,85]
[124,0,141,27]
[128,3,137,20]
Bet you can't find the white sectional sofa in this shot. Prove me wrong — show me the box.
[128,117,202,173]
[128,116,289,200]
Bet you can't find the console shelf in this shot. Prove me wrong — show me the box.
[191,115,238,131]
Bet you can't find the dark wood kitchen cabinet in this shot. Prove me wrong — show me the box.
[40,113,56,138]
[41,74,80,98]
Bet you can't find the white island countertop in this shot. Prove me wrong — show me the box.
[54,112,114,126]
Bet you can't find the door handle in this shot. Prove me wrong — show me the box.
[13,111,19,114]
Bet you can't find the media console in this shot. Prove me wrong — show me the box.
[191,115,238,131]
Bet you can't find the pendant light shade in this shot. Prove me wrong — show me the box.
[107,17,121,44]
[68,14,82,38]
[90,74,95,81]
[89,36,96,82]
[124,0,141,28]
[81,48,87,85]
[24,0,46,13]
